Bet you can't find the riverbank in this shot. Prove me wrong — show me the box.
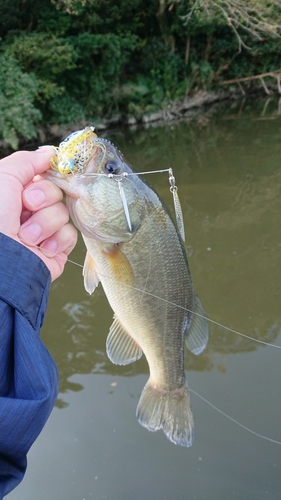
[0,89,234,156]
[1,88,280,157]
[49,89,232,135]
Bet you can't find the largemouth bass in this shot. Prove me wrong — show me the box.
[45,128,209,446]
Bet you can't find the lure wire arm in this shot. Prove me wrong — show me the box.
[116,177,132,232]
[107,172,132,232]
[108,168,185,238]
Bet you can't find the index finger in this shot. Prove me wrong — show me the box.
[0,147,56,187]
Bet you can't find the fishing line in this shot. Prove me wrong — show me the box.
[27,240,281,350]
[27,245,281,444]
[45,131,281,445]
[64,255,281,349]
[66,258,83,268]
[189,388,281,445]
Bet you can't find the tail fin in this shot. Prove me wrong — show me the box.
[136,380,194,447]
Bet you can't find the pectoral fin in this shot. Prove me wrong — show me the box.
[83,251,100,295]
[185,295,209,355]
[103,245,134,285]
[106,315,143,365]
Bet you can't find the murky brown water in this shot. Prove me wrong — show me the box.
[8,98,281,500]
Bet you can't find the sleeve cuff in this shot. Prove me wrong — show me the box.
[0,233,51,329]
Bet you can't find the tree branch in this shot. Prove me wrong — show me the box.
[181,0,281,51]
[219,69,281,94]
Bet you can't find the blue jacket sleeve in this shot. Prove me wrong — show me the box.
[0,233,59,498]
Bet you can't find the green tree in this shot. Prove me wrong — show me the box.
[0,55,41,149]
[1,0,281,148]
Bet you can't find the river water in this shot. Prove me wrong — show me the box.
[8,98,281,500]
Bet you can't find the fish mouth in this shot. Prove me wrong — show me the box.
[42,169,80,199]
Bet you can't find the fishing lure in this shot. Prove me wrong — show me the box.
[49,127,185,238]
[50,126,97,174]
[168,168,185,242]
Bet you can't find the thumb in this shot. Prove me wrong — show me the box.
[0,147,56,187]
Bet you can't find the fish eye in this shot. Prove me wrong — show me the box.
[104,160,120,174]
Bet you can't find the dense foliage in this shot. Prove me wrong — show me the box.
[0,0,281,147]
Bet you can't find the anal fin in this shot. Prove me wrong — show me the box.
[185,294,209,355]
[106,315,142,365]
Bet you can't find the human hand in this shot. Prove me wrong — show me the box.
[0,148,78,281]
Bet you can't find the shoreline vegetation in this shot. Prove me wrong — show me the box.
[2,87,281,157]
[1,0,281,153]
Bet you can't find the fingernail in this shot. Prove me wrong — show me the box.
[19,223,42,244]
[40,239,58,256]
[24,188,46,209]
[35,145,56,153]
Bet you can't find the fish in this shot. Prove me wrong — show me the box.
[44,128,209,446]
